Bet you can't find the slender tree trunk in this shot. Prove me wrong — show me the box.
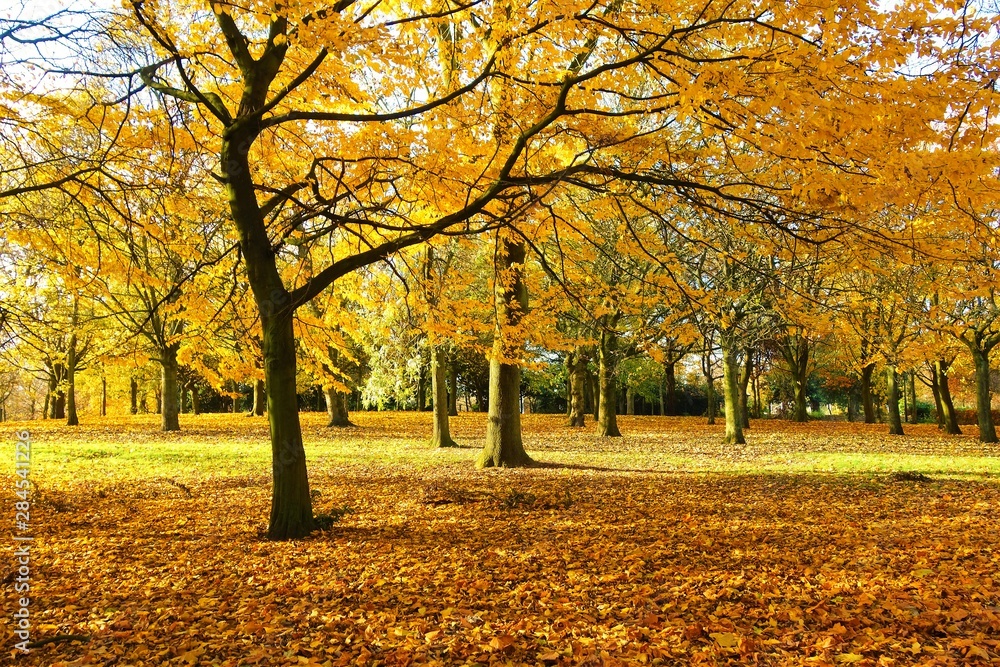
[929,365,944,428]
[860,362,876,423]
[936,360,961,435]
[738,351,752,429]
[720,338,745,444]
[970,346,998,443]
[597,328,622,437]
[566,348,586,427]
[664,362,678,416]
[447,350,458,416]
[886,365,904,436]
[191,384,200,415]
[42,392,49,421]
[66,333,79,426]
[906,370,917,423]
[160,344,181,431]
[129,378,138,415]
[478,237,532,467]
[429,344,457,446]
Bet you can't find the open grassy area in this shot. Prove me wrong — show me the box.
[4,414,1000,665]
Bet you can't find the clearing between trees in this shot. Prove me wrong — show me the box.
[5,413,1000,666]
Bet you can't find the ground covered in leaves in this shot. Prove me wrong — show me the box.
[4,413,1000,666]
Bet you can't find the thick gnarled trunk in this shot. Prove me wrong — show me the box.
[566,347,587,427]
[781,335,810,422]
[597,328,621,437]
[860,362,876,424]
[324,386,352,428]
[970,347,998,443]
[936,360,961,435]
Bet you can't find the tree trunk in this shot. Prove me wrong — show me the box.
[252,378,266,416]
[860,362,876,423]
[597,328,622,437]
[738,350,752,429]
[936,360,961,435]
[886,365,904,436]
[588,371,599,421]
[664,362,678,416]
[191,384,200,415]
[101,376,107,417]
[721,337,745,444]
[66,333,79,426]
[154,388,161,415]
[929,364,944,428]
[324,386,352,427]
[478,237,532,468]
[160,344,181,431]
[970,346,998,443]
[447,351,459,416]
[429,344,457,446]
[906,370,918,423]
[566,348,586,427]
[781,336,810,422]
[42,391,49,421]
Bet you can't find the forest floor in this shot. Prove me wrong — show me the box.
[3,413,1000,666]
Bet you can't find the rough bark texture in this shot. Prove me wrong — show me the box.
[262,312,314,538]
[160,344,181,432]
[324,387,353,428]
[430,344,457,446]
[478,237,532,468]
[936,360,961,435]
[860,362,876,424]
[970,347,998,443]
[906,371,918,423]
[597,328,622,437]
[721,338,745,445]
[566,348,587,427]
[886,365,904,436]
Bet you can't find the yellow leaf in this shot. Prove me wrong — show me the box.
[835,653,864,663]
[710,632,738,648]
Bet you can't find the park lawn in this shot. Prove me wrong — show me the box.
[4,413,1000,666]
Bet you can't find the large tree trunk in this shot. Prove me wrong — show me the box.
[597,327,622,437]
[721,336,745,445]
[324,386,353,427]
[262,311,313,538]
[429,344,456,446]
[969,346,998,443]
[66,333,79,426]
[160,344,181,431]
[478,237,532,468]
[886,365,904,436]
[936,360,961,435]
[566,348,587,427]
